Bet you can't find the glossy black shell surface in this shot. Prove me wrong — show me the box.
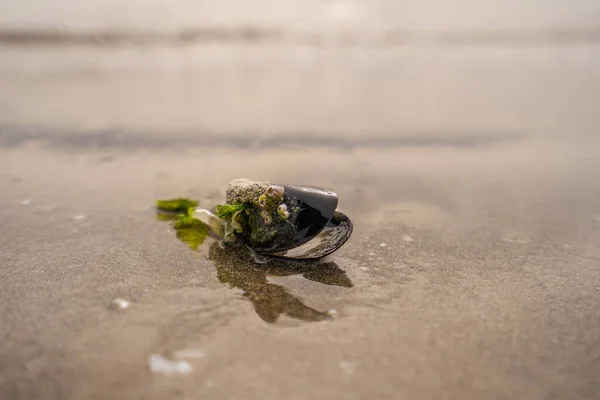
[250,185,339,253]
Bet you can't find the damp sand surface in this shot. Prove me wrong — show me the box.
[2,36,600,400]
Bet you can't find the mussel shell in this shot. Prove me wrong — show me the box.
[250,185,339,254]
[269,211,353,260]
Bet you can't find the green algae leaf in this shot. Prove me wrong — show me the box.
[155,198,209,250]
[215,203,249,220]
[156,198,199,214]
[176,228,208,250]
[173,216,205,229]
[174,217,209,250]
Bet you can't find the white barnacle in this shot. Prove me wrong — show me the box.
[257,185,284,212]
[261,209,273,225]
[277,203,289,220]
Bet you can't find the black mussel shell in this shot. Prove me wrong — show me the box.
[269,211,353,260]
[250,185,352,259]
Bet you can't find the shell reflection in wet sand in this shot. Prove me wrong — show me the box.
[208,242,353,323]
[156,207,353,323]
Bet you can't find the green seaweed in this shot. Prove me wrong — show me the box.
[215,203,250,220]
[173,216,209,250]
[156,198,199,214]
[173,216,204,229]
[246,207,290,249]
[156,188,291,250]
[155,198,209,250]
[176,225,209,250]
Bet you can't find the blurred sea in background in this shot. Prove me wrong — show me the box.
[1,0,599,145]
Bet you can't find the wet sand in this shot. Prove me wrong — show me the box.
[2,12,600,400]
[2,136,600,399]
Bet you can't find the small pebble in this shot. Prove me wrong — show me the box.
[328,309,339,317]
[359,267,370,271]
[110,298,130,310]
[402,235,414,242]
[20,199,32,206]
[379,243,387,247]
[73,215,86,221]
